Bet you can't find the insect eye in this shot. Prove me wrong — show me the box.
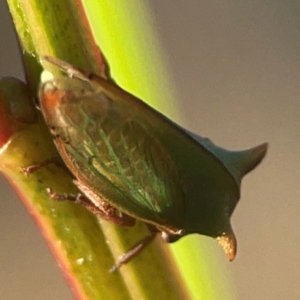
[87,73,96,80]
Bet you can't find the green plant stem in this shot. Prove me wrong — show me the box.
[3,0,195,299]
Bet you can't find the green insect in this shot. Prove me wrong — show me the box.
[35,56,267,270]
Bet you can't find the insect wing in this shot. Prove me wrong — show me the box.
[39,75,185,230]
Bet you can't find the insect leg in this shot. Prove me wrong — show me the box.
[47,188,135,226]
[110,230,157,272]
[21,157,66,176]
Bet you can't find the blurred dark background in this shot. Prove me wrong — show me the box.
[1,1,299,299]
